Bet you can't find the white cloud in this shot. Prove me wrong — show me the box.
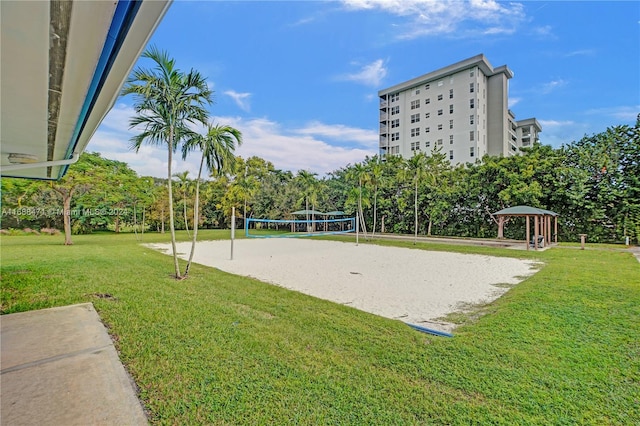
[215,116,376,174]
[342,0,526,39]
[338,59,387,87]
[585,106,640,122]
[87,104,377,178]
[509,97,522,107]
[224,90,252,112]
[532,25,554,37]
[540,79,567,94]
[538,119,575,127]
[293,121,378,148]
[565,49,595,57]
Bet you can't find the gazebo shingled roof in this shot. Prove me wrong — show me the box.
[492,205,558,250]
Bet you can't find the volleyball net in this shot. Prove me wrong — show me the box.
[245,217,356,238]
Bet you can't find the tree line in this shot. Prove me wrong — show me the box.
[3,116,639,246]
[1,45,638,277]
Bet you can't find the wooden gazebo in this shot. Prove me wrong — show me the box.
[493,206,559,250]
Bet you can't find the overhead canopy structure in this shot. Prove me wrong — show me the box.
[291,210,326,216]
[1,0,171,180]
[493,205,559,250]
[292,210,348,217]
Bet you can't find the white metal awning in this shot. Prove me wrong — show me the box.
[0,0,171,180]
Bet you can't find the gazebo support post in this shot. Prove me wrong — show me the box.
[526,215,530,251]
[554,217,558,244]
[534,215,539,250]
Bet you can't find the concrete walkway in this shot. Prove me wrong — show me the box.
[1,303,147,426]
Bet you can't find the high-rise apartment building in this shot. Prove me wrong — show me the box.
[378,54,541,164]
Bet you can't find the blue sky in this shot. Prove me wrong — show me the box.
[90,0,640,178]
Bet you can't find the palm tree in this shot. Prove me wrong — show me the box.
[296,170,318,231]
[173,171,192,237]
[182,123,242,276]
[346,163,369,238]
[398,152,434,245]
[366,157,384,238]
[122,46,212,279]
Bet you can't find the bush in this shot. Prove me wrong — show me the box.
[40,228,61,235]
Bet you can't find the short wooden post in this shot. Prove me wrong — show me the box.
[526,215,530,251]
[580,234,586,250]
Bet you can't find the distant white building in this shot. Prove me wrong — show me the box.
[378,54,541,164]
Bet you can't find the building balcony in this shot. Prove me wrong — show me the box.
[379,99,388,108]
[380,124,388,134]
[379,112,388,121]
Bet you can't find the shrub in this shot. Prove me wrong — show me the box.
[40,228,61,235]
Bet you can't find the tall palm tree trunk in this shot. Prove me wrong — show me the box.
[167,134,182,279]
[358,179,367,238]
[185,155,204,276]
[183,190,190,237]
[414,181,418,245]
[372,186,378,239]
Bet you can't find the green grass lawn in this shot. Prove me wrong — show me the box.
[2,231,639,424]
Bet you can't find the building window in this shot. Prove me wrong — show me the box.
[470,99,475,109]
[449,104,454,114]
[390,145,400,155]
[410,141,420,151]
[470,147,475,157]
[415,89,420,95]
[438,109,443,116]
[470,69,474,77]
[469,82,475,93]
[411,127,420,137]
[449,76,454,84]
[449,150,454,160]
[410,113,420,123]
[437,124,443,130]
[425,127,430,133]
[469,131,475,141]
[470,115,474,125]
[449,119,454,129]
[438,80,444,87]
[449,135,454,144]
[391,106,400,115]
[391,119,400,128]
[425,112,430,119]
[425,84,430,90]
[425,141,431,148]
[391,132,400,141]
[437,139,443,145]
[425,98,431,104]
[449,89,454,99]
[437,94,443,101]
[390,93,399,102]
[411,100,420,110]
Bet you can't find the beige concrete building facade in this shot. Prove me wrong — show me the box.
[378,54,541,165]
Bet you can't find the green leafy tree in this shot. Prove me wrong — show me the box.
[182,123,242,276]
[397,152,434,244]
[122,46,212,279]
[365,156,384,238]
[296,170,319,229]
[173,171,192,235]
[346,163,370,237]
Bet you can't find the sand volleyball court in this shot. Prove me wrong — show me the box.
[147,239,539,330]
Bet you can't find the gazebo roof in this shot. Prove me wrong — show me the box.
[493,205,558,217]
[291,210,326,216]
